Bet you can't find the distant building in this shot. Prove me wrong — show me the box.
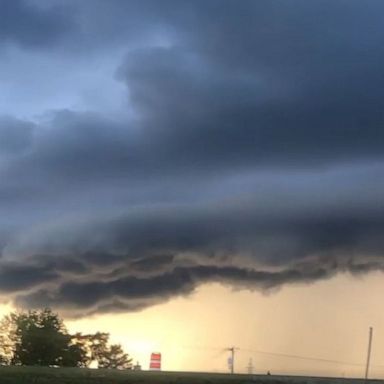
[133,361,141,371]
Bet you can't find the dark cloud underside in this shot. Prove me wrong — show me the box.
[0,0,74,47]
[0,0,384,316]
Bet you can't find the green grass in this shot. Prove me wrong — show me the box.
[0,366,378,384]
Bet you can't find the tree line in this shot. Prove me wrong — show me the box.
[0,309,132,369]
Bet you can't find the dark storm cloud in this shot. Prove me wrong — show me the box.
[16,265,333,315]
[1,0,384,315]
[0,0,75,48]
[116,8,384,169]
[128,254,175,274]
[0,116,34,154]
[14,258,384,317]
[0,262,58,293]
[3,197,384,316]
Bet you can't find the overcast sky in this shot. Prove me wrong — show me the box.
[1,0,384,375]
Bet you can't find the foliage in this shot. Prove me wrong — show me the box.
[0,315,15,365]
[98,344,132,369]
[0,309,131,369]
[71,332,132,369]
[10,309,77,366]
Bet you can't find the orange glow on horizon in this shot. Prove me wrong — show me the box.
[1,273,384,379]
[62,272,384,379]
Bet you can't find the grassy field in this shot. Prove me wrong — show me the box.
[0,367,380,384]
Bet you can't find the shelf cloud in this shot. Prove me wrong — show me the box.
[1,0,384,316]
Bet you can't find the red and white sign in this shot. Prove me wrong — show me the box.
[149,352,161,370]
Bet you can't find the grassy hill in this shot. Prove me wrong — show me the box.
[0,366,379,384]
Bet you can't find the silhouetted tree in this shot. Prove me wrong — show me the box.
[0,309,86,367]
[71,332,109,367]
[98,344,132,369]
[0,309,132,369]
[72,332,132,369]
[0,315,14,365]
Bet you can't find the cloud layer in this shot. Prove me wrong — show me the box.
[1,0,384,316]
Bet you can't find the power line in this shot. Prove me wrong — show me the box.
[240,348,367,368]
[175,343,384,370]
[178,345,224,351]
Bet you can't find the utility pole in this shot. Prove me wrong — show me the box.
[227,347,235,374]
[365,327,373,382]
[247,358,254,374]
